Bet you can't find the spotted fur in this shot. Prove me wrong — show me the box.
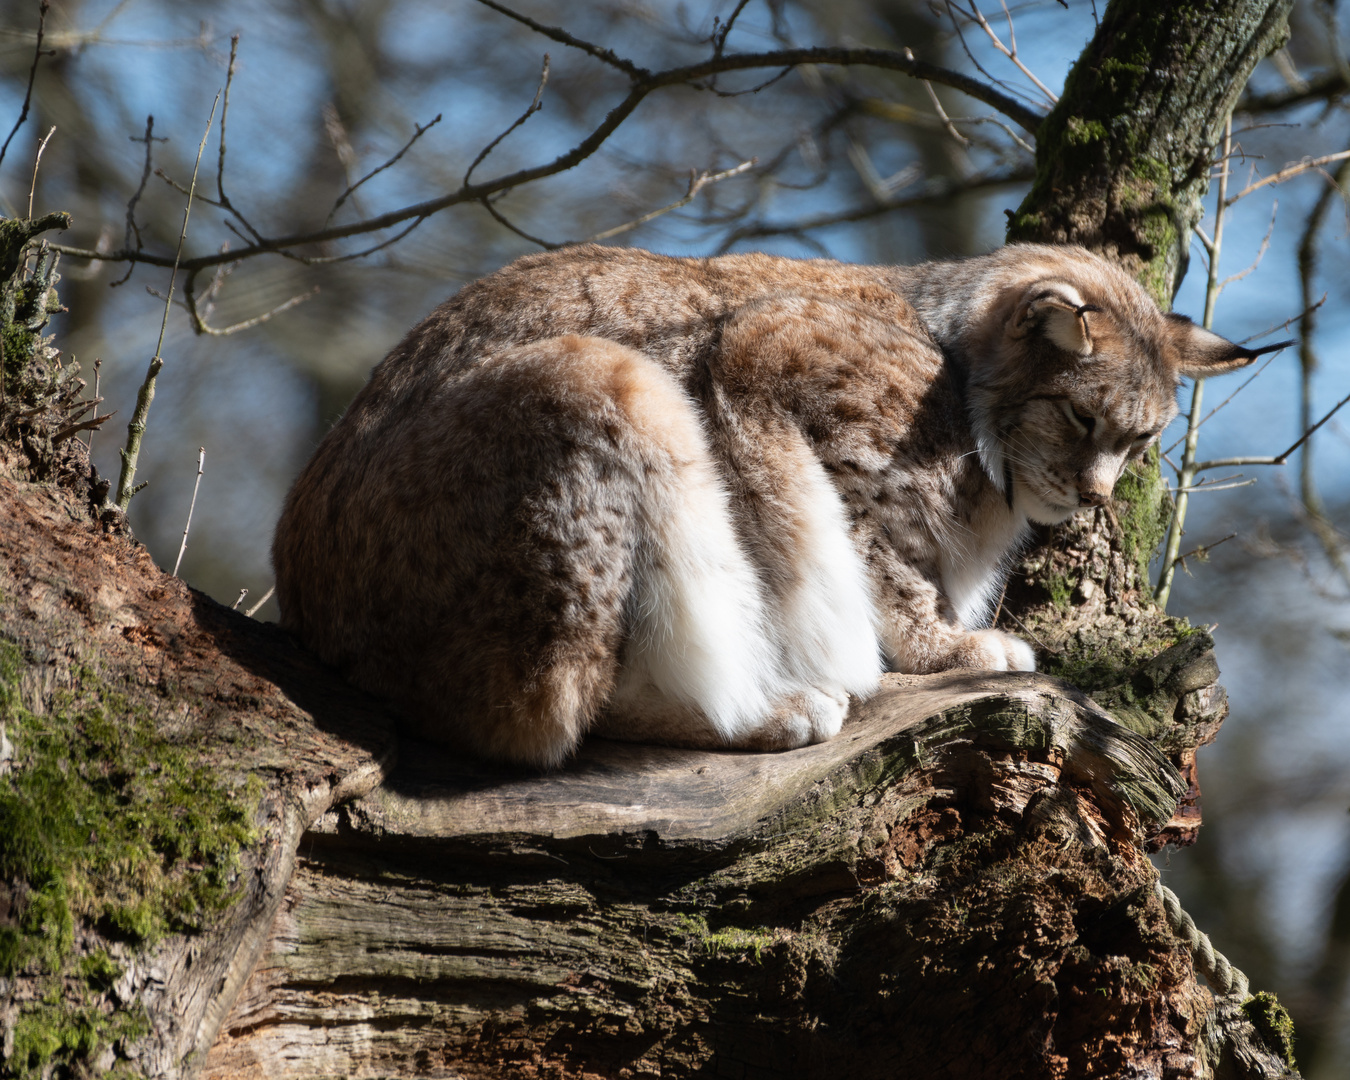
[273,244,1259,767]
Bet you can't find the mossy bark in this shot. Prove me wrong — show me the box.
[998,0,1295,822]
[1007,0,1293,303]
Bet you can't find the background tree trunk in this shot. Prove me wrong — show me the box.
[0,2,1308,1078]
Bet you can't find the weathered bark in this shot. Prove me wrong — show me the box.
[201,676,1206,1080]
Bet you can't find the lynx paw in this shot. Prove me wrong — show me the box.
[963,629,1036,672]
[735,686,848,751]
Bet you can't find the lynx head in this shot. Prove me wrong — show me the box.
[958,245,1287,525]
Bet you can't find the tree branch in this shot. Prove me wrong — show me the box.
[48,41,1041,277]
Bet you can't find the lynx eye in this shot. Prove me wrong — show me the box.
[1060,399,1096,436]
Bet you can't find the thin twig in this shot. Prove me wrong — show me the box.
[1192,388,1350,472]
[479,196,559,249]
[217,34,238,206]
[941,0,1036,112]
[243,584,275,618]
[907,47,971,147]
[950,0,1058,105]
[172,447,205,577]
[1175,533,1237,565]
[469,0,645,77]
[184,277,320,337]
[87,358,101,452]
[1173,479,1256,494]
[999,608,1054,654]
[52,413,112,444]
[115,92,220,511]
[586,159,756,242]
[464,54,550,186]
[1157,116,1233,609]
[26,125,55,220]
[1219,199,1276,287]
[113,116,164,288]
[212,35,263,243]
[1225,150,1350,205]
[231,588,248,611]
[329,113,443,221]
[712,0,754,60]
[0,0,50,178]
[1160,353,1281,455]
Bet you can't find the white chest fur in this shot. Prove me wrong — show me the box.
[939,507,1029,629]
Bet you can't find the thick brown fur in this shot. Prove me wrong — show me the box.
[273,244,1257,767]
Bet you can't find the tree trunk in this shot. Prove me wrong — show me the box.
[0,2,1306,1078]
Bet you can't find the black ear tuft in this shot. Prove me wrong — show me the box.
[1167,314,1293,379]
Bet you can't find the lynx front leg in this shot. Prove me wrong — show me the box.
[863,540,1035,674]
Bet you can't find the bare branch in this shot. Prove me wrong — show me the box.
[1174,533,1237,565]
[217,34,238,205]
[1218,199,1276,287]
[49,41,1043,277]
[586,159,756,242]
[26,125,56,220]
[907,47,971,148]
[115,93,220,511]
[470,0,646,78]
[1224,150,1350,205]
[479,195,559,250]
[951,0,1059,105]
[172,447,205,577]
[243,585,275,619]
[1192,388,1350,472]
[713,0,755,60]
[330,113,443,221]
[212,34,263,243]
[0,0,50,178]
[183,273,320,337]
[113,116,165,288]
[464,54,550,186]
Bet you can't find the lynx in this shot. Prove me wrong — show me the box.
[273,243,1265,767]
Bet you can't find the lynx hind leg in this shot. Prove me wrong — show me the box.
[599,363,881,752]
[446,333,786,760]
[749,422,884,703]
[378,336,688,769]
[596,353,796,747]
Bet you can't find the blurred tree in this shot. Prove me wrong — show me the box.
[1,0,1349,1076]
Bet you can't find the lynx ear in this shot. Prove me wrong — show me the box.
[1166,314,1294,379]
[1010,281,1102,357]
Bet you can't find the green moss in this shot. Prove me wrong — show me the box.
[674,913,775,961]
[1242,991,1297,1068]
[76,948,122,989]
[1065,117,1107,146]
[9,999,149,1080]
[0,637,259,1075]
[1114,447,1172,586]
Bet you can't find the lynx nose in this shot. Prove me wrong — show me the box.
[1078,489,1108,508]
